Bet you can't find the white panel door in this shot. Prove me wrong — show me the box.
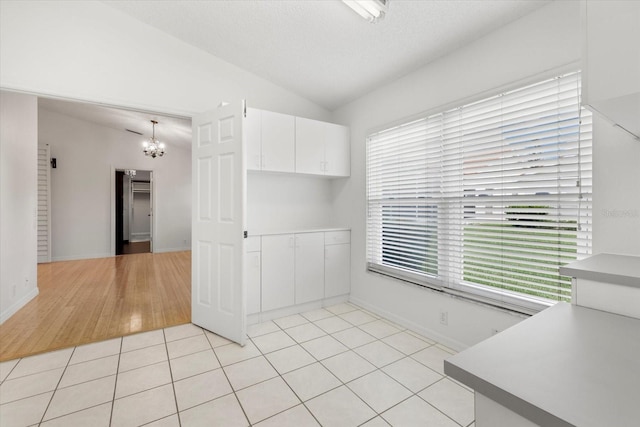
[295,232,325,304]
[261,110,295,173]
[325,243,351,298]
[192,102,246,346]
[325,123,350,177]
[295,117,325,175]
[261,234,295,311]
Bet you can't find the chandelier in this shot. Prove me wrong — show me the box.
[142,120,166,158]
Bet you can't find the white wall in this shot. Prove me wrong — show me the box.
[0,1,329,121]
[332,1,583,350]
[592,117,640,256]
[39,108,192,260]
[247,174,346,234]
[0,92,39,323]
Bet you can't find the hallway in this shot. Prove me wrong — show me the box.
[0,251,191,362]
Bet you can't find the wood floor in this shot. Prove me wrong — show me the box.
[122,241,151,254]
[0,251,191,362]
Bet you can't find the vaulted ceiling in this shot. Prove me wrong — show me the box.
[40,0,550,148]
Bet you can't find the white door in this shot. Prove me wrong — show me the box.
[261,234,295,311]
[192,101,246,345]
[261,110,295,173]
[37,144,51,263]
[325,123,350,177]
[295,232,325,304]
[295,117,325,175]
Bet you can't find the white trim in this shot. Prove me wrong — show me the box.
[152,247,191,253]
[348,295,468,352]
[0,288,39,325]
[51,253,112,262]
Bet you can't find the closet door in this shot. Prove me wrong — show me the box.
[37,144,51,263]
[192,101,247,346]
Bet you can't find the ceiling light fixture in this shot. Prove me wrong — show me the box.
[342,0,388,23]
[142,120,166,158]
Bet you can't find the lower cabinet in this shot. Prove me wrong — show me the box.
[244,236,261,315]
[325,243,350,298]
[254,230,350,314]
[261,234,295,311]
[295,232,325,304]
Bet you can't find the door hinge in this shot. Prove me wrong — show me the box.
[242,100,247,118]
[243,230,248,238]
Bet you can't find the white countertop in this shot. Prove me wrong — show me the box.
[559,253,640,288]
[444,302,640,427]
[247,227,350,237]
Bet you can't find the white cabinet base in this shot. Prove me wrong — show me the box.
[475,393,539,427]
[247,294,349,325]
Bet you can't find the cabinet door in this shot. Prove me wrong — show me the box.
[325,123,350,177]
[294,232,325,304]
[244,251,261,315]
[325,243,350,298]
[261,234,295,311]
[295,117,326,175]
[244,108,262,170]
[261,110,295,173]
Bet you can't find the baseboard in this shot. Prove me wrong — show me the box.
[0,288,39,325]
[51,253,112,262]
[349,295,468,352]
[152,247,191,253]
[247,295,350,325]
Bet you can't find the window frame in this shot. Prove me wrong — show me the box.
[365,71,592,315]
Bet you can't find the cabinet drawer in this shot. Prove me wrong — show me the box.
[245,236,261,252]
[325,230,350,245]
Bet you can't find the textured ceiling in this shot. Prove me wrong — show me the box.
[104,0,550,111]
[38,97,192,149]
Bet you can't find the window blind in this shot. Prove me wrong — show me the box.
[366,72,592,312]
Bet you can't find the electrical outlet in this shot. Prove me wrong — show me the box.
[439,310,448,326]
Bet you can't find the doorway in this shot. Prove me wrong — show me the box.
[115,169,153,255]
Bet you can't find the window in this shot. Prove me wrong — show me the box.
[366,72,592,313]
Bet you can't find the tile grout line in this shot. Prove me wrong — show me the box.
[37,346,77,425]
[107,337,124,427]
[206,327,253,426]
[162,328,182,427]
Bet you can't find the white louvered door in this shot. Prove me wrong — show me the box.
[37,144,51,263]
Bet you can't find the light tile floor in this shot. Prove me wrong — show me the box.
[0,303,475,427]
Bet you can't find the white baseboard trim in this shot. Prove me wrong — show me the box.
[0,288,39,325]
[349,295,468,352]
[130,238,151,243]
[247,295,349,325]
[51,253,112,262]
[152,247,191,253]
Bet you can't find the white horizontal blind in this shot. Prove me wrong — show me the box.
[367,72,592,311]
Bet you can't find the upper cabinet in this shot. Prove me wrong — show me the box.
[245,108,295,173]
[296,117,350,177]
[583,0,640,139]
[246,108,350,177]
